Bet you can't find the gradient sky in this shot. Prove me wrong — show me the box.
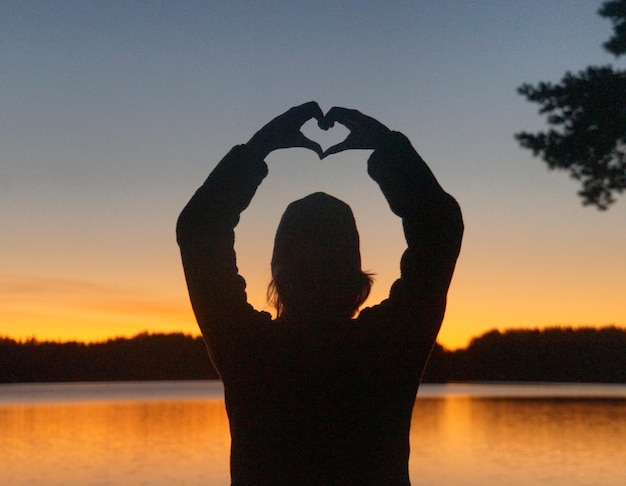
[2,1,625,349]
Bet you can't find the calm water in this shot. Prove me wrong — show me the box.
[1,381,625,485]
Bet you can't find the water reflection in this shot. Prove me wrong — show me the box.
[1,384,624,485]
[1,399,231,485]
[410,397,626,485]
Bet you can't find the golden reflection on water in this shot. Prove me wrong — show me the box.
[1,389,625,485]
[410,397,626,485]
[1,399,231,485]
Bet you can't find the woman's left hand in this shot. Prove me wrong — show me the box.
[246,102,326,159]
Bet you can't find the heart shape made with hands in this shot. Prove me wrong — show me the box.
[301,118,350,154]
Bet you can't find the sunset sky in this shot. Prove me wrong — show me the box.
[2,1,625,350]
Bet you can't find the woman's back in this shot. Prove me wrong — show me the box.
[176,103,463,485]
[222,312,427,486]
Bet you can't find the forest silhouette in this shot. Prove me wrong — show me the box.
[2,326,624,384]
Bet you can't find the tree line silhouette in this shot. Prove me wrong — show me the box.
[0,332,218,383]
[423,326,625,383]
[1,326,624,384]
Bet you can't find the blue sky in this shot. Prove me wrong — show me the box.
[2,1,625,348]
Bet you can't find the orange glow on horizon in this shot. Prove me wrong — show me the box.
[0,249,626,349]
[0,274,198,343]
[1,271,624,350]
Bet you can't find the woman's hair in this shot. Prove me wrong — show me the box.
[267,192,374,318]
[267,269,374,318]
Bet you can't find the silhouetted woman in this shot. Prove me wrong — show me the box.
[177,102,463,485]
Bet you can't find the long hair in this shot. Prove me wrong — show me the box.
[267,269,374,318]
[267,192,374,318]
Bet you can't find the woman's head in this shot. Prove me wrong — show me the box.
[268,192,373,318]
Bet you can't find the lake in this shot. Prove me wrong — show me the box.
[1,381,625,485]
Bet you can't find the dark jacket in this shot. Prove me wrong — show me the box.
[177,132,463,485]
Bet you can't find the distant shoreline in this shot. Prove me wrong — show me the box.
[2,382,625,406]
[2,326,625,384]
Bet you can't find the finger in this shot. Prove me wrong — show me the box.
[323,107,361,130]
[318,117,332,131]
[294,132,323,158]
[325,107,390,135]
[288,101,325,127]
[321,140,353,159]
[308,102,325,125]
